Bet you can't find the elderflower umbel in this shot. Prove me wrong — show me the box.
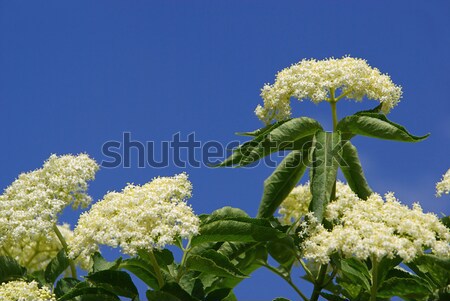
[255,56,402,123]
[302,192,450,264]
[70,173,200,259]
[0,280,56,301]
[278,181,358,225]
[436,168,450,197]
[0,224,91,272]
[0,154,98,246]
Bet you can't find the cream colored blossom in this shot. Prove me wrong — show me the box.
[278,181,358,224]
[255,56,402,123]
[0,154,98,245]
[278,183,311,225]
[70,173,200,259]
[436,168,450,197]
[302,192,450,264]
[0,224,91,272]
[0,280,56,301]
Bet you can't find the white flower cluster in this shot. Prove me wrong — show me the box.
[436,168,450,197]
[278,181,357,225]
[278,183,311,225]
[0,154,98,245]
[70,173,200,258]
[0,280,56,301]
[255,57,402,123]
[0,224,91,272]
[302,192,450,264]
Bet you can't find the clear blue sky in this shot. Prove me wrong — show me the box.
[1,1,449,300]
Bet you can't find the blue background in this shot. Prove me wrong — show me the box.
[1,1,449,300]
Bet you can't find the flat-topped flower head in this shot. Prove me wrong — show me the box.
[436,168,450,197]
[0,280,56,301]
[255,56,402,123]
[0,154,99,245]
[0,224,91,272]
[69,173,200,259]
[302,193,450,264]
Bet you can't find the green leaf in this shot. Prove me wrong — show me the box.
[267,236,297,267]
[215,243,268,291]
[319,292,348,301]
[236,119,292,137]
[119,258,159,290]
[338,141,372,200]
[222,291,238,301]
[377,276,431,299]
[217,117,321,167]
[406,254,450,288]
[86,270,139,298]
[240,119,320,166]
[152,249,175,266]
[54,277,80,298]
[355,104,383,115]
[147,290,183,301]
[135,249,177,282]
[91,252,122,273]
[336,277,364,300]
[216,122,288,167]
[337,113,429,142]
[257,148,310,218]
[202,206,250,221]
[28,270,46,285]
[339,258,371,293]
[205,288,232,301]
[45,249,70,284]
[186,250,247,279]
[0,256,27,283]
[58,283,120,301]
[191,207,285,246]
[376,256,402,286]
[441,216,450,229]
[190,278,205,300]
[309,131,341,222]
[178,271,202,298]
[147,282,199,301]
[272,298,291,301]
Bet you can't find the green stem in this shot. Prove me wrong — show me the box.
[148,250,165,289]
[298,258,315,281]
[330,101,338,131]
[24,241,41,266]
[328,87,338,131]
[370,257,379,301]
[310,264,328,301]
[263,263,309,301]
[53,224,77,279]
[1,246,12,258]
[176,238,192,282]
[335,89,352,101]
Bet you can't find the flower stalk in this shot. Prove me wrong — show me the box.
[53,224,77,279]
[263,263,309,301]
[148,250,165,289]
[176,238,192,282]
[370,257,379,301]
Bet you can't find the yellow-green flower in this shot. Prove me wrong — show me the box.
[70,173,199,259]
[436,168,450,197]
[0,154,98,247]
[0,281,56,301]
